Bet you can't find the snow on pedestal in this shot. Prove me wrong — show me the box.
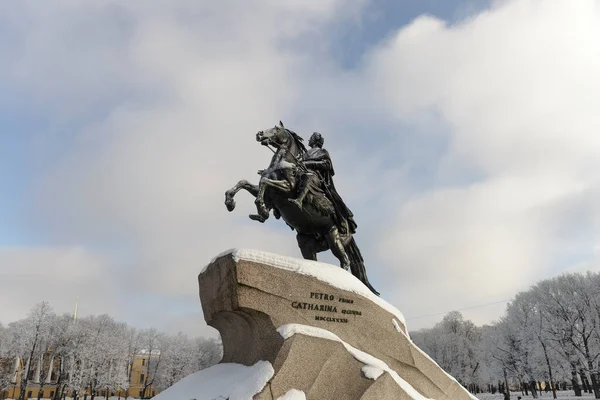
[202,248,407,330]
[277,324,432,400]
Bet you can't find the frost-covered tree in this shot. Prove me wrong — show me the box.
[534,274,600,398]
[138,328,166,399]
[154,333,222,392]
[8,301,54,400]
[489,316,526,400]
[0,323,12,392]
[504,293,548,398]
[45,313,78,400]
[61,318,90,400]
[509,291,562,397]
[34,313,60,400]
[479,324,505,393]
[93,320,129,400]
[411,312,482,391]
[123,327,140,400]
[194,337,222,371]
[155,332,195,391]
[75,314,130,400]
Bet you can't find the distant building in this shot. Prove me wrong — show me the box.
[0,352,160,400]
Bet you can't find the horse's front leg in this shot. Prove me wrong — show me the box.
[225,179,259,212]
[251,177,295,223]
[251,175,271,221]
[259,177,293,193]
[254,173,291,218]
[253,166,295,219]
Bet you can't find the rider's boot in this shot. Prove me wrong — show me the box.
[289,176,310,209]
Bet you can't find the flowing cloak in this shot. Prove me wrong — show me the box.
[302,147,358,234]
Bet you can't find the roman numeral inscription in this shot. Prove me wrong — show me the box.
[290,292,363,323]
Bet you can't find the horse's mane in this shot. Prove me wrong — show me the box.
[284,128,307,155]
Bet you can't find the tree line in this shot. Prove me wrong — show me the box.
[410,271,600,399]
[0,302,222,400]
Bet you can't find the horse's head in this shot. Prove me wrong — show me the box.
[256,121,307,157]
[256,121,289,149]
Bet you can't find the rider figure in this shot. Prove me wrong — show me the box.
[289,132,357,234]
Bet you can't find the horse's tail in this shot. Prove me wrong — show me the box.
[347,237,380,296]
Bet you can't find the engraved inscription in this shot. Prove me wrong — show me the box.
[315,315,348,323]
[310,292,335,301]
[291,291,363,323]
[292,302,337,313]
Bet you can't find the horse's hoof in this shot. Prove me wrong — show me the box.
[249,214,266,223]
[225,199,236,212]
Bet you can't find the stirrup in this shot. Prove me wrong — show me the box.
[288,198,304,209]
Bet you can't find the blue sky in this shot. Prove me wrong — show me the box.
[1,0,600,337]
[330,0,493,68]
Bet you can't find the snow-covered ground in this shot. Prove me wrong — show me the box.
[477,391,596,400]
[5,363,275,400]
[152,360,274,400]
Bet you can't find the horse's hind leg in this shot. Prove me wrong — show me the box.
[296,233,329,261]
[225,180,259,211]
[325,227,350,271]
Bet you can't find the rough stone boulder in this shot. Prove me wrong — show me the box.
[197,249,478,400]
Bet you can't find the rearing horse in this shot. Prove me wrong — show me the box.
[224,121,379,296]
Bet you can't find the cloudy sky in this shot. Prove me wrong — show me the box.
[1,0,600,338]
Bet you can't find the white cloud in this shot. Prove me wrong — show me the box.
[2,0,600,335]
[365,0,600,328]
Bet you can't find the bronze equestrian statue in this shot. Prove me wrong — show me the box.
[224,121,379,296]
